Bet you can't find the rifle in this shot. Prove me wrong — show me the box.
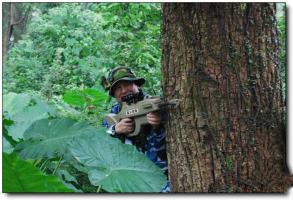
[106,94,180,137]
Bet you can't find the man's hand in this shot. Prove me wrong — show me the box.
[115,118,135,135]
[147,112,161,126]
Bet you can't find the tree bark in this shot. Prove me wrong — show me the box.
[2,3,31,56]
[2,3,11,56]
[162,3,291,192]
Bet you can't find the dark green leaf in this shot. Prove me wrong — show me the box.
[63,89,108,108]
[3,93,57,140]
[3,118,18,147]
[15,118,98,159]
[3,152,74,192]
[69,132,167,192]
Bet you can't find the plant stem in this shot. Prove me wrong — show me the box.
[33,159,42,166]
[39,159,48,171]
[97,185,102,193]
[52,156,63,175]
[40,159,49,173]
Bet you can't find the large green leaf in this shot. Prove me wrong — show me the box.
[3,152,74,192]
[15,118,97,159]
[3,93,57,140]
[3,117,17,152]
[69,132,167,192]
[63,88,108,108]
[3,138,14,154]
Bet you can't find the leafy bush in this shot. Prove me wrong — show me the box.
[4,4,101,96]
[3,3,162,98]
[3,92,167,192]
[90,3,162,95]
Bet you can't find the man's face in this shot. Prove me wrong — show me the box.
[113,81,139,102]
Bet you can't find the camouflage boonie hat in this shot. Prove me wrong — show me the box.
[101,66,145,97]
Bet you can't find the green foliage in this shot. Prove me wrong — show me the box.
[3,93,58,141]
[3,152,74,192]
[3,138,14,154]
[90,3,162,95]
[4,4,102,96]
[3,118,17,145]
[62,88,110,126]
[63,88,108,109]
[69,131,167,192]
[3,117,17,153]
[15,118,97,159]
[3,92,167,192]
[277,3,286,97]
[3,3,162,97]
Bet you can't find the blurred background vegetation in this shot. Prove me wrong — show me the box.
[3,3,163,125]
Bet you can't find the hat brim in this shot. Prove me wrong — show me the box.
[109,77,145,97]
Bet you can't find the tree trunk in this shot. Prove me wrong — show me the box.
[162,3,291,192]
[2,3,11,56]
[2,3,31,56]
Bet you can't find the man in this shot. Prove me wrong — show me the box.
[101,66,170,192]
